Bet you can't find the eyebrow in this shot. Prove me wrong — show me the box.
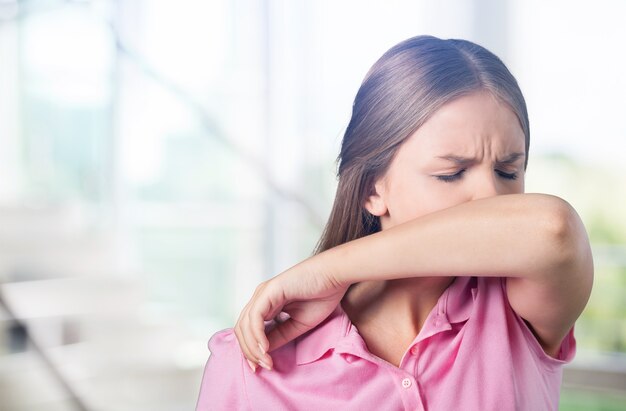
[436,152,526,165]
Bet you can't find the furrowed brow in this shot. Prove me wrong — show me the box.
[436,155,475,166]
[436,152,526,166]
[497,152,526,165]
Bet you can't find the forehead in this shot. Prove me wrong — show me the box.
[408,91,526,156]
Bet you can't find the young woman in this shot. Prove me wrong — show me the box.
[196,35,593,410]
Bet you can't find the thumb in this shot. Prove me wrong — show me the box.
[266,317,315,353]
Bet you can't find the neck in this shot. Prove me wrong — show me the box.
[341,276,455,366]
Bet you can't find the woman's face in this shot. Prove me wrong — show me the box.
[366,91,526,230]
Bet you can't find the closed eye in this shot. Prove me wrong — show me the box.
[496,170,518,180]
[435,169,466,183]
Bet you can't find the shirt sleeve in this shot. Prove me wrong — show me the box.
[501,277,577,366]
[195,328,249,411]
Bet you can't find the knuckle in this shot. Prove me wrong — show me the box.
[254,281,267,293]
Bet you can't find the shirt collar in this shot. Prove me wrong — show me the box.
[295,305,350,365]
[441,276,477,324]
[294,276,478,365]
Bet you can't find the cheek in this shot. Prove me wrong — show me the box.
[511,171,526,194]
[500,172,525,194]
[419,184,470,213]
[390,178,467,222]
[383,181,428,225]
[509,182,525,194]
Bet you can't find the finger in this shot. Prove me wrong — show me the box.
[234,284,267,362]
[244,317,269,370]
[235,328,257,373]
[266,317,315,353]
[248,299,283,369]
[235,280,288,371]
[234,309,257,372]
[274,311,291,323]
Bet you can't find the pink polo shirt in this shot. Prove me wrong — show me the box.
[196,276,575,410]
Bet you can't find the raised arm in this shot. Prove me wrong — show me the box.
[235,193,593,369]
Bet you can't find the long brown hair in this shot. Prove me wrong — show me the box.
[314,35,530,254]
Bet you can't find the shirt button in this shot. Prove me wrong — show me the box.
[344,355,356,364]
[401,378,412,388]
[410,346,418,356]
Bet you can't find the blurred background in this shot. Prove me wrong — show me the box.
[0,0,625,410]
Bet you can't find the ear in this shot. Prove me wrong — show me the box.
[364,179,388,217]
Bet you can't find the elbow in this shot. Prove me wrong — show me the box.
[540,196,579,249]
[537,195,593,281]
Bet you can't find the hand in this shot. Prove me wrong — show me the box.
[234,258,349,372]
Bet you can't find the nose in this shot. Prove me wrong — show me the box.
[471,172,500,201]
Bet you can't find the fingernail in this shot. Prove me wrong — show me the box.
[258,343,266,355]
[247,359,257,373]
[258,359,272,371]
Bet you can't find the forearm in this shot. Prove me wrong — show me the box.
[315,193,586,285]
[234,193,592,363]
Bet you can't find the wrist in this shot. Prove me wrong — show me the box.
[312,246,351,289]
